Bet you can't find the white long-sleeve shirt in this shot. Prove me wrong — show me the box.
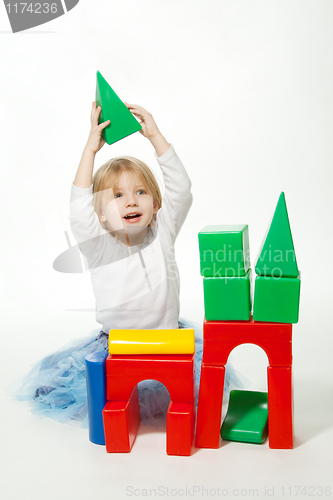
[69,145,193,333]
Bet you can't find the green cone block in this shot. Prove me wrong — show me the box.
[198,225,250,277]
[255,192,299,278]
[253,275,301,323]
[95,71,142,145]
[203,269,252,321]
[221,390,268,444]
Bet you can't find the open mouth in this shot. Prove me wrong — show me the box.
[124,213,142,222]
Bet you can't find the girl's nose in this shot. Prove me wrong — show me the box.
[125,194,138,207]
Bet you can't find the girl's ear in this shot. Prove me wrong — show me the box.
[99,210,107,222]
[153,201,159,215]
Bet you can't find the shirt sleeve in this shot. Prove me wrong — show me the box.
[69,183,107,264]
[155,145,193,242]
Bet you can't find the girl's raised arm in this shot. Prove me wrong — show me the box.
[125,103,192,241]
[74,102,110,189]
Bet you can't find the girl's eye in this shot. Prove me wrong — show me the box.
[114,193,122,198]
[137,190,146,195]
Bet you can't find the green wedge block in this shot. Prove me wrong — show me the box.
[95,71,142,145]
[221,390,268,444]
[198,225,250,277]
[253,275,301,323]
[203,269,252,321]
[255,192,298,278]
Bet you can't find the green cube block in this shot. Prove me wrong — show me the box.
[253,275,301,323]
[221,390,268,444]
[203,269,252,321]
[199,225,250,277]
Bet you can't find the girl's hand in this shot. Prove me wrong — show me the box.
[85,101,110,154]
[125,103,170,156]
[124,103,160,140]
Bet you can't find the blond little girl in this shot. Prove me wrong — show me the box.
[70,102,193,332]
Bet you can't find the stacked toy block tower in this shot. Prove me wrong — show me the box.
[85,329,197,456]
[253,192,300,323]
[195,225,252,448]
[195,193,300,450]
[252,192,300,449]
[199,225,252,321]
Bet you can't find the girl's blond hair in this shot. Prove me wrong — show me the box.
[92,156,162,230]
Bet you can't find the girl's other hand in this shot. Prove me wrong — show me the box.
[124,103,161,140]
[85,101,110,154]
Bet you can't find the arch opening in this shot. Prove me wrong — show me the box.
[136,379,170,426]
[226,343,269,393]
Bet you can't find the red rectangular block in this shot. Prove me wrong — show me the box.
[195,364,225,449]
[204,317,292,341]
[106,354,195,403]
[167,401,195,456]
[202,338,292,367]
[103,386,140,453]
[202,318,292,367]
[267,366,293,449]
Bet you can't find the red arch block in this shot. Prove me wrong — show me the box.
[196,318,293,449]
[104,353,196,455]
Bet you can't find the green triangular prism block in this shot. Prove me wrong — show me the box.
[95,71,142,145]
[255,192,299,277]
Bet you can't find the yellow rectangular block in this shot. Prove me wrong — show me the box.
[108,329,195,355]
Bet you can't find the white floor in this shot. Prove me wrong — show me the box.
[1,304,332,500]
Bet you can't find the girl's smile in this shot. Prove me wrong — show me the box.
[123,212,143,223]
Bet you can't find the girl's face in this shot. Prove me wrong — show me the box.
[99,171,158,242]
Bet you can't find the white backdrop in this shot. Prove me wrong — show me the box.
[1,1,333,499]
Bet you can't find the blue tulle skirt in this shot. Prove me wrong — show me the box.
[11,318,243,427]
